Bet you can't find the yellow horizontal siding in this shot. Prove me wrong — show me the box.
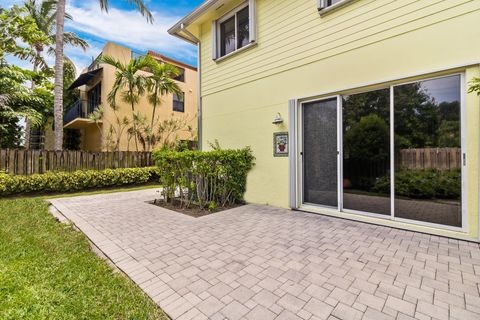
[199,0,480,96]
[192,0,480,240]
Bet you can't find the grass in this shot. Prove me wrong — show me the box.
[5,182,161,200]
[0,187,168,320]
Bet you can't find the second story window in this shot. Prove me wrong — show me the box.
[87,82,101,113]
[173,92,184,112]
[318,0,351,11]
[213,0,256,60]
[174,67,185,82]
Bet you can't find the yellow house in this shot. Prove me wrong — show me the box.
[170,0,480,241]
[63,42,198,151]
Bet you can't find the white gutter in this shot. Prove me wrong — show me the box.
[168,0,220,39]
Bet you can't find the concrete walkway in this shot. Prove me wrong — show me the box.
[49,189,480,320]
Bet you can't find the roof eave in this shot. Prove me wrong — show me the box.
[168,0,221,39]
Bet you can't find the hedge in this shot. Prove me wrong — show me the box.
[373,169,460,199]
[0,167,160,196]
[152,147,255,209]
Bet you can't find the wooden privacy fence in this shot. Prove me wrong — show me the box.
[0,149,153,175]
[398,147,461,170]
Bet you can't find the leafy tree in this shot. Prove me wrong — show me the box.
[342,88,390,130]
[0,5,53,147]
[468,77,480,95]
[0,5,50,66]
[155,115,196,150]
[344,114,389,162]
[437,120,460,148]
[393,82,439,148]
[0,64,52,147]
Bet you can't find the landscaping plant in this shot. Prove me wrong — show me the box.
[0,167,160,196]
[373,169,461,199]
[152,147,255,210]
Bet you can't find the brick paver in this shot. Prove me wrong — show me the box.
[49,189,480,320]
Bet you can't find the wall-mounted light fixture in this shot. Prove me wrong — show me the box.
[272,113,284,124]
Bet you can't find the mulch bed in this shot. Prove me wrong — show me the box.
[148,199,242,218]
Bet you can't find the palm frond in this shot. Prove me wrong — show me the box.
[99,54,125,70]
[63,32,89,50]
[125,0,154,23]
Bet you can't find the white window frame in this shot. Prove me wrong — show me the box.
[212,0,256,61]
[317,0,355,15]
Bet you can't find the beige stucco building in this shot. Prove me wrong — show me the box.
[61,42,198,151]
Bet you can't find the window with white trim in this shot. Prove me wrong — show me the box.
[317,0,351,11]
[318,0,342,8]
[212,0,256,60]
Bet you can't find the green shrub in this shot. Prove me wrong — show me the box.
[0,167,160,196]
[152,147,255,209]
[373,169,460,199]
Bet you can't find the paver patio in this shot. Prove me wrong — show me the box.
[49,189,480,320]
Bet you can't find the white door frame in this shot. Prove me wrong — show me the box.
[289,72,468,234]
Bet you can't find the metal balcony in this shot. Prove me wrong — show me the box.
[63,100,100,129]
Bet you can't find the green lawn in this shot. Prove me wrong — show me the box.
[0,187,168,320]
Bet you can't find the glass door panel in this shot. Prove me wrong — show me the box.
[342,88,391,215]
[302,98,338,207]
[393,75,462,227]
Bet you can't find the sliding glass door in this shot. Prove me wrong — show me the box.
[393,75,462,227]
[302,98,338,208]
[300,74,464,229]
[342,88,391,216]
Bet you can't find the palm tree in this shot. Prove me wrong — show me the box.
[146,58,181,150]
[25,0,88,67]
[53,0,153,150]
[24,0,88,149]
[100,54,152,151]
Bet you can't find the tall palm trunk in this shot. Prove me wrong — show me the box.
[53,0,66,151]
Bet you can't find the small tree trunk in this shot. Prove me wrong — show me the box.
[24,120,31,149]
[149,100,158,151]
[25,56,40,150]
[131,101,139,151]
[53,0,66,151]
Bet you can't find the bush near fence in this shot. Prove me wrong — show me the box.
[0,167,160,196]
[153,148,255,210]
[372,169,461,199]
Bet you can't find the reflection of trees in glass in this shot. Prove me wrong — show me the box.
[394,81,460,149]
[237,7,249,48]
[343,89,390,130]
[220,17,235,56]
[344,114,389,162]
[343,89,390,192]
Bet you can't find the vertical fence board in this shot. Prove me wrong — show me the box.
[0,149,154,175]
[399,148,461,171]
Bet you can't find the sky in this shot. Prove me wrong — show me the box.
[2,0,203,75]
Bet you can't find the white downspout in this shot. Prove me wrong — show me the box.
[180,24,202,150]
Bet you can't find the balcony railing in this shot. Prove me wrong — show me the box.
[88,53,102,71]
[63,99,96,124]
